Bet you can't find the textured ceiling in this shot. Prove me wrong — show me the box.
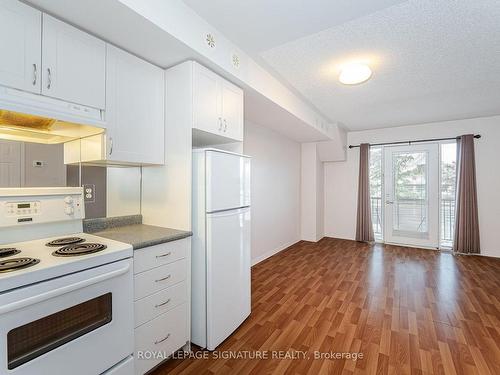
[262,0,500,130]
[185,0,500,131]
[182,0,407,53]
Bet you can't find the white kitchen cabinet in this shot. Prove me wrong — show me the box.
[220,79,244,141]
[193,63,221,135]
[133,238,191,375]
[41,14,106,109]
[192,62,243,143]
[135,304,188,375]
[0,0,41,94]
[105,45,164,165]
[134,259,187,300]
[64,45,164,166]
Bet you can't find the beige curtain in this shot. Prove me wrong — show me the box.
[453,134,480,254]
[356,143,374,242]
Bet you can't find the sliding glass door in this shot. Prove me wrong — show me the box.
[383,144,439,248]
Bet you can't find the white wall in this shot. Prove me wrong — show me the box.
[324,115,500,258]
[142,62,192,231]
[316,151,324,239]
[300,143,317,241]
[106,167,142,217]
[244,121,301,264]
[300,143,324,242]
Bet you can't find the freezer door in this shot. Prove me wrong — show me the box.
[206,207,251,350]
[206,151,250,213]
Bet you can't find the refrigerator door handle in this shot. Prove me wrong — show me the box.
[207,206,250,215]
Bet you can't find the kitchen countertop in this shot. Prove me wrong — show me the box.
[84,216,192,250]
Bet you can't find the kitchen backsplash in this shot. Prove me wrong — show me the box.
[0,139,142,220]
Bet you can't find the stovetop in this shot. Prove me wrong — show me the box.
[0,233,132,293]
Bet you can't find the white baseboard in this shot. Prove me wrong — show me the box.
[323,234,355,241]
[251,239,300,266]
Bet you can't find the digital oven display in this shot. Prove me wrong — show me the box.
[17,203,30,209]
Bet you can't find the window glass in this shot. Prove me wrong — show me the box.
[8,293,112,369]
[369,147,383,240]
[440,143,457,248]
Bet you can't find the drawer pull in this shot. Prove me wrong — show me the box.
[155,298,171,308]
[155,274,171,282]
[154,333,171,345]
[156,252,172,259]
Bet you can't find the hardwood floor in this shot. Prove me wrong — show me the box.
[152,238,500,375]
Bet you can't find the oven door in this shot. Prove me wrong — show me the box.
[0,258,133,375]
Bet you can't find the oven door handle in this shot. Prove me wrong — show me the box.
[0,262,131,315]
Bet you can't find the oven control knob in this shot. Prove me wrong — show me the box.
[64,196,74,204]
[65,206,74,215]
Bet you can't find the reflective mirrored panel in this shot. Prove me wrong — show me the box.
[0,139,141,219]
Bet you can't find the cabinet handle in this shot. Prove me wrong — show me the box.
[155,274,171,282]
[154,298,171,308]
[154,333,171,345]
[46,68,52,89]
[218,117,223,131]
[156,251,172,259]
[223,119,227,132]
[32,64,37,86]
[109,137,113,155]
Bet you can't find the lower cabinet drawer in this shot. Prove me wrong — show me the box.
[134,303,188,375]
[134,281,187,328]
[134,259,187,300]
[133,238,189,275]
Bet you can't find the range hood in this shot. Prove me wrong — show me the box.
[0,86,105,144]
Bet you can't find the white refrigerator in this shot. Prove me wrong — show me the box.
[191,148,251,350]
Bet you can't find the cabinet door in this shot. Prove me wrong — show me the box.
[0,0,41,93]
[193,63,221,134]
[106,45,164,165]
[220,80,243,141]
[41,14,105,109]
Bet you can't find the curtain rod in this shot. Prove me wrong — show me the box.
[348,134,481,149]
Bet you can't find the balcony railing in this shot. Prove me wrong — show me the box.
[370,197,383,238]
[370,197,455,246]
[441,198,455,246]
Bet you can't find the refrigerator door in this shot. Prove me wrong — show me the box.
[206,151,250,213]
[206,207,251,350]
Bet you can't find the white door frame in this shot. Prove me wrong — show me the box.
[383,143,440,249]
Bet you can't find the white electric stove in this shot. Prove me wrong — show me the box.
[0,232,133,293]
[0,188,134,375]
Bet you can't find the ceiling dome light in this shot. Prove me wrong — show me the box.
[339,63,372,85]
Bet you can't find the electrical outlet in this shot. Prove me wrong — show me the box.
[83,184,95,203]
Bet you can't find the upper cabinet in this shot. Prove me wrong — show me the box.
[41,14,106,109]
[105,45,164,165]
[192,62,243,143]
[193,64,220,135]
[0,0,42,94]
[64,46,165,166]
[0,2,106,110]
[1,0,165,166]
[220,80,244,141]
